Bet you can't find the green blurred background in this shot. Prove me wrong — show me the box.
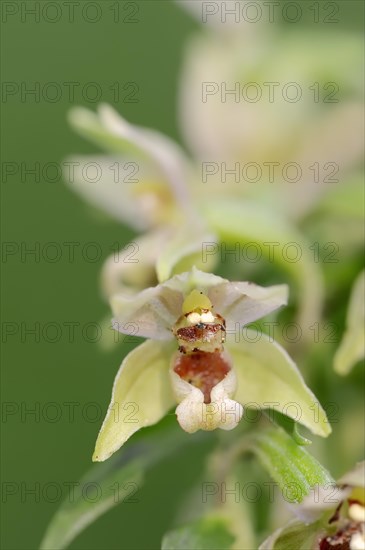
[1,1,363,549]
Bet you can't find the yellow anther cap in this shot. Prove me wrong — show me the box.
[182,290,212,314]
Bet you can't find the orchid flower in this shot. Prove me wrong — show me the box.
[66,103,192,232]
[260,461,365,550]
[66,104,218,299]
[178,0,363,220]
[93,268,330,462]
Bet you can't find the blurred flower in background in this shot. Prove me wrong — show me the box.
[65,104,217,299]
[66,1,363,344]
[178,7,363,219]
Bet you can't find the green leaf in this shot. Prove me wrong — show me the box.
[334,270,365,375]
[40,420,208,550]
[247,426,334,504]
[161,516,235,550]
[41,458,143,550]
[228,330,331,438]
[264,410,311,446]
[93,340,176,462]
[201,198,324,333]
[259,519,325,550]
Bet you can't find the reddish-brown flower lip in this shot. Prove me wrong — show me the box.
[173,350,231,404]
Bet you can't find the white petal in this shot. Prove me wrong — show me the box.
[64,155,166,230]
[111,268,287,340]
[110,267,227,340]
[163,266,226,293]
[338,461,365,488]
[207,281,288,329]
[291,484,349,523]
[111,286,182,340]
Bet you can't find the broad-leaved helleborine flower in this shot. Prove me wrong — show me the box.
[260,461,365,550]
[93,268,330,462]
[66,104,218,299]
